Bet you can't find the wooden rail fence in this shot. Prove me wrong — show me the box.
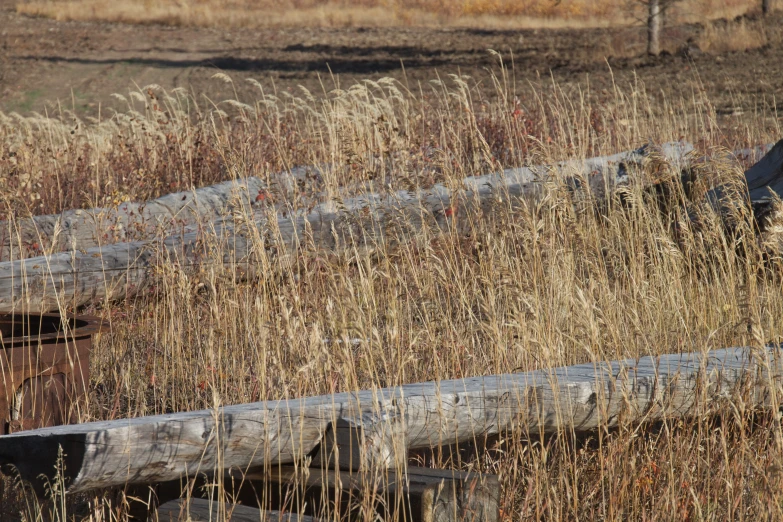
[4,141,774,264]
[5,140,782,314]
[0,143,699,260]
[0,345,780,493]
[1,141,782,520]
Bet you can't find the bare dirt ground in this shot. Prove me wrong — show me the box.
[1,1,782,123]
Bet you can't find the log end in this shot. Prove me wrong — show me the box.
[0,432,87,497]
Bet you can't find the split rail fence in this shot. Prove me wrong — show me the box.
[0,141,782,520]
[0,345,781,521]
[2,140,781,313]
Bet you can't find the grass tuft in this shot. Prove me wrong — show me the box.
[0,61,782,520]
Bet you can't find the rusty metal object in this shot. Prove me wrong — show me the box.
[0,313,103,434]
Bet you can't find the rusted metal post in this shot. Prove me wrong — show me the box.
[0,313,103,434]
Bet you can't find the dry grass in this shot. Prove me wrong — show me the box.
[697,18,771,53]
[0,59,783,520]
[15,0,761,29]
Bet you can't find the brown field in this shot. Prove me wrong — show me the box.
[11,0,764,28]
[2,0,783,520]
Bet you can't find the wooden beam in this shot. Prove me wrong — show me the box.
[745,140,783,198]
[0,142,699,313]
[0,164,321,261]
[1,141,779,315]
[250,465,499,522]
[4,140,776,264]
[1,144,699,262]
[0,345,780,493]
[303,416,498,521]
[705,141,783,209]
[156,498,315,521]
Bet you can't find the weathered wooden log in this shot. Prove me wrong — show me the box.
[0,142,696,313]
[157,498,315,521]
[739,141,783,200]
[305,416,499,521]
[1,144,699,262]
[0,345,780,493]
[0,164,324,261]
[704,141,783,211]
[247,465,499,522]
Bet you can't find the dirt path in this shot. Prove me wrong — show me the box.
[1,2,782,121]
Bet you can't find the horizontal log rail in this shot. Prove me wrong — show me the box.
[0,140,779,314]
[1,143,707,261]
[0,345,780,493]
[0,164,323,261]
[5,142,776,263]
[0,142,701,313]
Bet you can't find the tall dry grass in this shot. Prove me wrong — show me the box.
[0,59,782,520]
[15,0,762,29]
[697,18,771,53]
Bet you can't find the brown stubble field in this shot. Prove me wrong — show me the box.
[1,0,782,121]
[2,0,783,520]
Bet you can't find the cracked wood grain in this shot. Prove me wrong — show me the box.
[0,345,779,493]
[0,165,321,261]
[0,142,696,313]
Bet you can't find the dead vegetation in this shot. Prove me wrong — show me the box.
[696,18,772,53]
[0,57,783,520]
[14,0,761,29]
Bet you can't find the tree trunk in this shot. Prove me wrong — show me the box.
[648,0,662,56]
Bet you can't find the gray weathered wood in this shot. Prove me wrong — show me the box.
[1,140,774,265]
[156,498,314,521]
[312,415,407,471]
[0,345,780,493]
[1,144,697,262]
[307,418,498,521]
[0,142,696,313]
[253,465,499,522]
[703,140,783,229]
[0,164,323,261]
[743,140,783,203]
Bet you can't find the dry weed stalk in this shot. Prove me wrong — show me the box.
[0,65,782,520]
[15,0,759,29]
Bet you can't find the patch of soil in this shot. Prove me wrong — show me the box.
[0,2,781,125]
